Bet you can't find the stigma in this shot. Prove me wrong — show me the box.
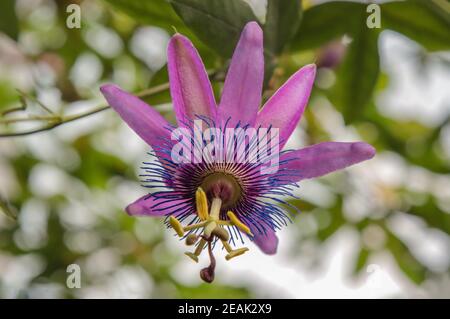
[169,187,253,283]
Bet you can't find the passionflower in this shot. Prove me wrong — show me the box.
[100,22,375,283]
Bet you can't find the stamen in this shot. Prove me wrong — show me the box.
[194,238,207,255]
[185,252,199,263]
[227,211,253,236]
[222,238,249,261]
[196,187,209,221]
[171,187,253,280]
[169,216,184,237]
[183,221,208,231]
[184,237,207,263]
[221,240,233,252]
[225,247,249,261]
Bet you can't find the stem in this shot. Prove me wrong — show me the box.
[0,115,62,124]
[0,82,170,138]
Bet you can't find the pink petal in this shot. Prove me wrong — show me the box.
[279,142,376,183]
[219,21,264,127]
[249,224,279,255]
[126,194,188,217]
[256,64,316,149]
[168,34,217,126]
[100,84,171,158]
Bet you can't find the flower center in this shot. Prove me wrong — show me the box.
[168,185,253,284]
[200,172,242,209]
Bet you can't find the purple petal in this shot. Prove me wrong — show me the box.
[249,224,278,255]
[279,142,376,183]
[219,21,264,127]
[126,194,187,217]
[256,64,316,149]
[168,34,217,126]
[100,84,170,147]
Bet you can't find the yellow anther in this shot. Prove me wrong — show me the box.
[227,211,253,236]
[184,252,199,263]
[225,247,249,261]
[169,216,184,237]
[196,187,209,221]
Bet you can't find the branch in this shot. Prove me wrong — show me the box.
[0,82,170,138]
[0,67,226,138]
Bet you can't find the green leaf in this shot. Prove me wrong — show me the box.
[264,0,302,55]
[0,196,17,220]
[292,0,450,52]
[329,16,380,123]
[317,199,346,241]
[407,197,450,234]
[0,0,19,40]
[387,230,427,284]
[382,0,450,52]
[291,2,365,51]
[72,137,130,188]
[169,0,259,57]
[366,111,450,173]
[353,248,370,275]
[104,0,188,32]
[104,0,217,62]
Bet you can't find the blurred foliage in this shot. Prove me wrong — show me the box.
[0,0,449,298]
[0,0,19,40]
[265,0,302,56]
[105,0,188,32]
[330,21,380,123]
[294,0,450,123]
[169,0,258,58]
[382,0,450,52]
